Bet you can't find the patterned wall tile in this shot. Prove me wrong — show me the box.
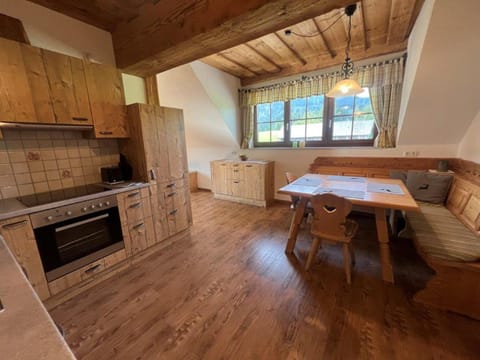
[0,129,119,199]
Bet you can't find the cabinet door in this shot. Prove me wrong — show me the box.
[21,44,55,124]
[0,38,36,122]
[244,163,264,200]
[165,188,189,235]
[212,161,229,195]
[149,184,169,242]
[127,216,155,255]
[84,61,128,138]
[0,216,50,300]
[42,49,93,125]
[230,180,245,198]
[164,107,188,180]
[146,105,170,182]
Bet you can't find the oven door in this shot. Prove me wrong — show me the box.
[34,207,124,281]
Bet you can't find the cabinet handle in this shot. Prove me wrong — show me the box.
[127,191,140,198]
[233,170,239,172]
[150,169,156,180]
[2,220,28,229]
[167,192,176,197]
[169,209,178,215]
[166,183,175,188]
[233,181,240,184]
[129,202,142,208]
[71,117,88,122]
[133,222,145,230]
[84,264,102,274]
[246,165,253,167]
[99,131,113,135]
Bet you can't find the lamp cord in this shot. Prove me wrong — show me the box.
[287,13,345,38]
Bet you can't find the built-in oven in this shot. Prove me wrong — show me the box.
[30,194,124,282]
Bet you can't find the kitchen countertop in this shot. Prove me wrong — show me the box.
[0,235,76,359]
[0,182,150,221]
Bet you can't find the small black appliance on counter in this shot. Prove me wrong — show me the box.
[101,166,123,184]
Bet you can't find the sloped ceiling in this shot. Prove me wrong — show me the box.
[397,0,480,145]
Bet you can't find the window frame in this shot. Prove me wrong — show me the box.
[253,92,377,148]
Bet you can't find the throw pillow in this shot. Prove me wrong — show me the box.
[406,170,453,204]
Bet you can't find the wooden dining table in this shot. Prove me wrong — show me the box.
[278,174,419,284]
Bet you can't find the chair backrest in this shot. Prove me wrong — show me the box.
[285,172,298,184]
[310,193,353,239]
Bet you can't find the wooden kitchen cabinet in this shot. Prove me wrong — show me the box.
[120,103,192,241]
[0,37,38,123]
[84,61,129,138]
[42,49,93,125]
[211,160,275,207]
[0,216,50,300]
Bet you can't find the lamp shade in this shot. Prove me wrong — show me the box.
[326,78,364,98]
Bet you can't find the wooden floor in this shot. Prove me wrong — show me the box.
[50,191,480,360]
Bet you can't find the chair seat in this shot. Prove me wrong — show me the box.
[407,202,480,262]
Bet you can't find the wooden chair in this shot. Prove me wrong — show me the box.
[306,193,358,284]
[285,172,300,209]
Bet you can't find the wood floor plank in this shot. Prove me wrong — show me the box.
[49,191,480,359]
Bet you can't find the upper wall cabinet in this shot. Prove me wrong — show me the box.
[0,37,34,122]
[42,49,93,125]
[85,62,129,138]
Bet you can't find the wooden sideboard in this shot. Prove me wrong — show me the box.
[211,160,274,207]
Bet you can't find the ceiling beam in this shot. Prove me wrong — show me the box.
[312,18,336,58]
[112,0,357,76]
[241,41,407,86]
[273,33,308,66]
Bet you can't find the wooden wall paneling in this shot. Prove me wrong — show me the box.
[20,44,55,124]
[0,37,36,122]
[145,75,160,106]
[0,216,50,300]
[450,158,480,187]
[0,13,30,44]
[309,157,445,172]
[42,49,93,125]
[84,61,128,138]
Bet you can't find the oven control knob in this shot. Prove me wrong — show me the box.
[66,211,72,216]
[98,203,103,208]
[90,204,96,209]
[82,207,88,212]
[46,215,53,221]
[105,201,110,206]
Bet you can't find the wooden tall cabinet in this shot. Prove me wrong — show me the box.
[211,160,275,207]
[120,103,192,244]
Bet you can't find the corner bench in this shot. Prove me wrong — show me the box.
[406,176,480,320]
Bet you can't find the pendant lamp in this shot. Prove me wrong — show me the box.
[326,4,363,98]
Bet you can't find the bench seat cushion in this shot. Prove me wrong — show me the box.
[407,202,480,262]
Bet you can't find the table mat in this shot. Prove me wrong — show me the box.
[313,187,365,199]
[292,177,323,186]
[367,182,404,195]
[327,175,366,183]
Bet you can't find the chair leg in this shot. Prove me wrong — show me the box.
[349,243,355,265]
[342,244,352,284]
[305,237,322,271]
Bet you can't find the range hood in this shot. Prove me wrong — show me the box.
[0,122,93,131]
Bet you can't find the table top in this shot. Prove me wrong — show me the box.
[278,174,419,212]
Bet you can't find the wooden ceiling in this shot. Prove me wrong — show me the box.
[202,0,424,85]
[25,0,423,83]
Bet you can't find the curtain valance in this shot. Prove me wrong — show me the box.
[239,55,405,107]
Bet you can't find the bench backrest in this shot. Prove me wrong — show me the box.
[447,177,480,236]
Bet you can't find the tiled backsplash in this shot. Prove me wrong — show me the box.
[0,129,119,199]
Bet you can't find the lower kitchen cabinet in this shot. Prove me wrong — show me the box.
[0,216,50,300]
[211,160,275,207]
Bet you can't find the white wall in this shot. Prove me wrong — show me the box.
[0,0,115,65]
[156,64,240,189]
[457,110,480,163]
[397,0,480,146]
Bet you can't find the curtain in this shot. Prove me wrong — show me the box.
[239,55,405,148]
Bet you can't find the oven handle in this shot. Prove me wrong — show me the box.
[55,213,109,233]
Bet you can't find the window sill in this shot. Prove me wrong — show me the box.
[250,145,381,150]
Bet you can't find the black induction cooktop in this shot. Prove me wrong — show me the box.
[17,185,108,207]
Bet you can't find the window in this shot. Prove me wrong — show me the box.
[254,88,376,147]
